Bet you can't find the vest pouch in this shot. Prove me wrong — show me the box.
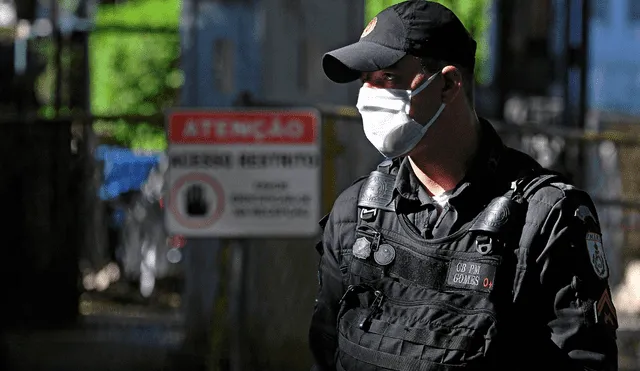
[336,280,497,371]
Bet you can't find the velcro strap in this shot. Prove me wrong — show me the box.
[350,254,447,290]
[351,245,498,294]
[388,251,448,288]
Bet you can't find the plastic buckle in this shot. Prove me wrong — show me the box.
[476,236,493,255]
[360,208,378,222]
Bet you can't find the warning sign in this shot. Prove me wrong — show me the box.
[169,172,225,229]
[164,109,322,237]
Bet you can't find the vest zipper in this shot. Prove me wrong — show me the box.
[358,290,384,331]
[344,286,498,330]
[355,227,382,251]
[339,283,377,304]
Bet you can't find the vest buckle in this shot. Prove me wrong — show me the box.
[476,235,494,255]
[360,208,378,222]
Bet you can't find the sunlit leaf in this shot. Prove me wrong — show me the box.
[89,0,180,150]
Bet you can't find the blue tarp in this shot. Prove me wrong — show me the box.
[96,145,161,201]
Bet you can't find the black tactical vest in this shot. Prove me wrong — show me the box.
[336,160,562,371]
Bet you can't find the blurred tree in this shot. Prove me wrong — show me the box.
[365,0,491,84]
[89,0,182,150]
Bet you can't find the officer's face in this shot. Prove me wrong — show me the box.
[359,56,446,128]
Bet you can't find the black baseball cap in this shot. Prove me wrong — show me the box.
[322,0,477,83]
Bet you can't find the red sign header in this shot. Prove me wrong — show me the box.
[168,111,318,144]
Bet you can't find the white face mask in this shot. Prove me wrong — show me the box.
[356,72,446,158]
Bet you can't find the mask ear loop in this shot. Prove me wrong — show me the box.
[410,71,440,98]
[404,71,441,115]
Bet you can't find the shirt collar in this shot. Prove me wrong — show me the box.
[393,118,505,206]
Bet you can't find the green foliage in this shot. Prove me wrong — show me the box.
[90,0,182,151]
[364,0,492,84]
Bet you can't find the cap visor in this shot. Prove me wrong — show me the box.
[322,41,406,83]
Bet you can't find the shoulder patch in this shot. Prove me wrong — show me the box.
[573,202,608,280]
[586,232,609,280]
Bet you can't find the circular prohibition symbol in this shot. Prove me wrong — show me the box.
[170,172,225,229]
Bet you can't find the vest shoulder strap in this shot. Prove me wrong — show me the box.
[357,160,397,216]
[356,160,569,236]
[520,172,567,200]
[469,170,568,235]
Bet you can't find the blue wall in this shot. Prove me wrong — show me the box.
[485,0,640,118]
[588,0,640,116]
[180,0,262,108]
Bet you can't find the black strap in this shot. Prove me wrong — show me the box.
[355,161,569,250]
[520,173,565,200]
[466,171,570,261]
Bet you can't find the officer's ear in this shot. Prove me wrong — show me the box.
[440,65,462,104]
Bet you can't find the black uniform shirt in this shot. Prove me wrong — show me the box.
[393,118,506,239]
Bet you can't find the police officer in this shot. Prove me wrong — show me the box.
[309,1,619,370]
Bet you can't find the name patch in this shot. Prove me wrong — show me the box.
[446,259,497,292]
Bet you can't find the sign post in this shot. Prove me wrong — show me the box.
[165,108,322,370]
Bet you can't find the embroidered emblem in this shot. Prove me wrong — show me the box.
[586,232,609,279]
[361,17,377,38]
